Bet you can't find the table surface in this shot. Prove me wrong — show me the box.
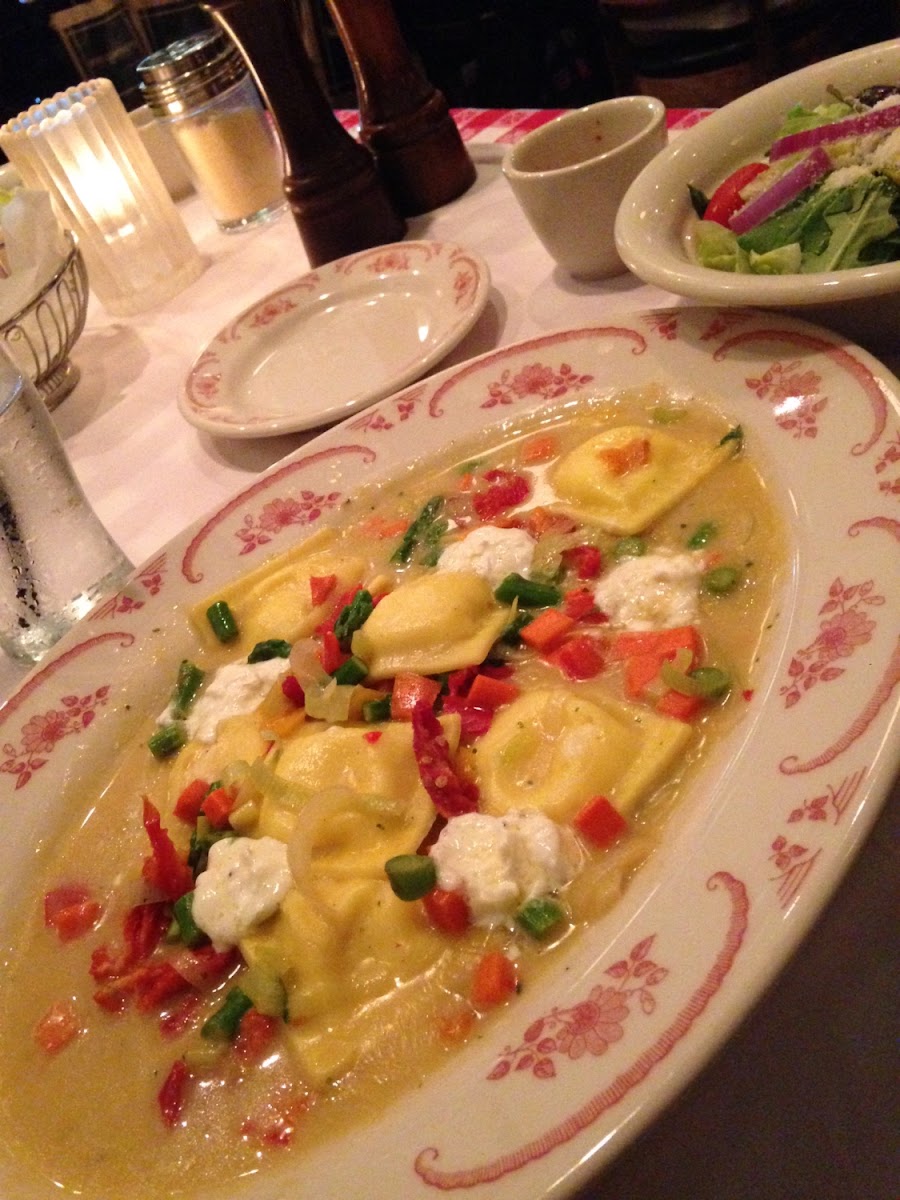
[1,108,897,1200]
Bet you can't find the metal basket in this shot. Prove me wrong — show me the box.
[0,231,89,410]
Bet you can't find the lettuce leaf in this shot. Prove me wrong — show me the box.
[802,176,899,271]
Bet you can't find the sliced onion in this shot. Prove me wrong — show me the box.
[728,146,831,234]
[769,101,900,162]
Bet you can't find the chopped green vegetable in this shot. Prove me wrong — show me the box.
[385,853,437,901]
[188,815,235,876]
[206,600,239,643]
[332,655,368,685]
[686,521,718,549]
[391,496,446,566]
[201,988,253,1041]
[172,891,206,947]
[493,573,561,607]
[247,638,291,663]
[516,897,565,940]
[688,183,709,218]
[148,723,185,759]
[719,426,744,451]
[499,610,532,645]
[703,565,741,594]
[611,536,646,561]
[688,666,732,698]
[170,659,204,720]
[333,590,373,642]
[362,694,392,722]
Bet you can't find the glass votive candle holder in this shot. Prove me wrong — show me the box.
[0,79,204,317]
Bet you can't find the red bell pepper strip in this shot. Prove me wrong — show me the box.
[472,469,530,520]
[158,1059,190,1128]
[422,886,471,934]
[573,795,628,848]
[201,785,235,830]
[412,702,479,818]
[281,673,305,707]
[546,634,606,681]
[439,695,494,740]
[90,901,170,982]
[235,1009,279,1063]
[308,573,337,607]
[141,798,194,901]
[173,778,210,824]
[562,543,603,580]
[563,587,600,620]
[703,161,769,226]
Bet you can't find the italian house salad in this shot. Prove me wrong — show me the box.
[690,85,900,274]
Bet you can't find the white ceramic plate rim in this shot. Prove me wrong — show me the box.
[615,39,900,305]
[179,239,491,438]
[1,309,898,1199]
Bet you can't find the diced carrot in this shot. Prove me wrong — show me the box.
[309,573,337,606]
[466,672,520,710]
[598,437,651,476]
[521,432,559,464]
[655,689,704,721]
[471,950,518,1007]
[608,625,702,663]
[201,786,235,830]
[546,634,606,681]
[358,514,409,539]
[522,506,579,538]
[422,887,471,934]
[520,608,575,652]
[44,884,103,942]
[34,1000,80,1053]
[391,671,442,720]
[174,778,210,824]
[623,651,665,700]
[438,1007,476,1043]
[456,471,477,493]
[573,795,628,848]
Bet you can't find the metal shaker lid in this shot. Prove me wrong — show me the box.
[137,29,247,117]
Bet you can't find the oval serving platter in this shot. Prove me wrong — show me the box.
[1,307,898,1200]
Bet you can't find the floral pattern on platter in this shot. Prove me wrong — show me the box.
[482,361,595,409]
[745,360,827,438]
[787,767,866,825]
[415,873,749,1189]
[779,577,884,708]
[0,686,111,790]
[488,937,668,1082]
[89,553,168,619]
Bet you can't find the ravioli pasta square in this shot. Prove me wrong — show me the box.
[551,424,736,534]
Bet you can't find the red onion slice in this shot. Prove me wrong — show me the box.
[769,102,900,161]
[727,146,831,235]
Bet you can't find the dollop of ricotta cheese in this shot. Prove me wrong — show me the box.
[192,835,293,950]
[158,657,286,744]
[430,809,578,928]
[437,524,536,588]
[593,550,704,631]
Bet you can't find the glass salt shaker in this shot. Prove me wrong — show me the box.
[137,29,287,233]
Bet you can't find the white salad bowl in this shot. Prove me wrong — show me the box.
[615,39,900,349]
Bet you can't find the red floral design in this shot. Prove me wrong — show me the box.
[645,312,678,340]
[482,361,594,409]
[454,265,477,306]
[348,392,422,433]
[89,555,167,620]
[487,936,667,1082]
[874,429,900,496]
[768,834,821,908]
[235,491,342,554]
[366,249,410,273]
[699,311,753,341]
[745,360,827,437]
[0,687,111,789]
[780,577,883,707]
[787,768,865,825]
[249,296,296,328]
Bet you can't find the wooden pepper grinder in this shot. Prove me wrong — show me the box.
[325,0,476,216]
[202,0,405,266]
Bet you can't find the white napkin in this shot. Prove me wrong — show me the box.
[0,189,70,323]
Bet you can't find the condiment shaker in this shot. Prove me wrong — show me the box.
[201,0,405,267]
[137,29,287,233]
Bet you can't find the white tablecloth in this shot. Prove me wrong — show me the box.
[2,110,897,1200]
